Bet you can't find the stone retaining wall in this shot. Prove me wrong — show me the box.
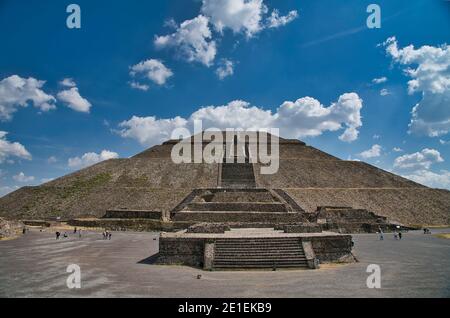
[103,210,162,220]
[303,235,355,263]
[172,212,306,223]
[158,234,355,269]
[157,237,205,267]
[68,218,195,232]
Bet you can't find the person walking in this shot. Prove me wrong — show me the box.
[378,228,384,241]
[56,231,60,240]
[394,231,398,240]
[108,232,112,240]
[399,232,402,240]
[78,229,82,238]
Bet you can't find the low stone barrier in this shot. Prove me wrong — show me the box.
[157,237,205,267]
[303,235,355,263]
[186,223,231,234]
[283,223,322,233]
[103,210,162,220]
[68,218,195,232]
[158,233,356,269]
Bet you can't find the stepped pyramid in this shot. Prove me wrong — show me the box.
[0,132,449,226]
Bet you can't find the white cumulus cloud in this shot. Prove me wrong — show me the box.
[59,78,77,88]
[201,0,267,37]
[155,15,217,67]
[117,93,363,146]
[359,144,382,159]
[0,75,56,121]
[0,185,19,197]
[68,150,119,169]
[129,81,150,91]
[402,169,450,190]
[129,59,173,86]
[267,9,298,29]
[0,131,32,163]
[13,172,35,183]
[394,148,444,170]
[216,59,234,79]
[372,77,387,84]
[383,37,450,137]
[380,88,390,96]
[57,81,91,113]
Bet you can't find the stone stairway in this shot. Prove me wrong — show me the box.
[213,237,308,269]
[221,162,256,188]
[171,188,308,224]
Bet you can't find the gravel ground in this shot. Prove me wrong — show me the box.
[0,228,449,298]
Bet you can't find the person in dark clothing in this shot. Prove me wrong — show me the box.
[399,232,402,240]
[56,232,60,240]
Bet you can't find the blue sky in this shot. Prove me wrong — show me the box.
[0,0,450,195]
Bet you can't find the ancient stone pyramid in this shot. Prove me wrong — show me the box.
[1,132,449,226]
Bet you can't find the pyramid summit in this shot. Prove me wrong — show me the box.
[0,131,448,227]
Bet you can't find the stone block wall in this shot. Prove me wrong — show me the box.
[157,237,205,267]
[303,235,355,263]
[103,210,162,220]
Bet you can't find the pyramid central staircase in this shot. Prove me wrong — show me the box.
[213,234,308,269]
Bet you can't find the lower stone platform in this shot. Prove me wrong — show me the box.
[158,228,355,270]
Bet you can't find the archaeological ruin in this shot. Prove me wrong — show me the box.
[1,131,449,270]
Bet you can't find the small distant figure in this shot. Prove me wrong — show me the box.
[378,228,384,241]
[102,231,106,240]
[22,228,27,235]
[108,232,112,240]
[63,232,68,238]
[73,227,77,234]
[56,231,61,240]
[394,231,398,240]
[398,232,402,240]
[423,228,431,235]
[78,229,82,238]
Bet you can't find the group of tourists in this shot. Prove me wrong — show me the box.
[55,228,82,240]
[54,227,112,240]
[423,228,432,234]
[55,231,68,239]
[377,227,403,241]
[103,230,112,240]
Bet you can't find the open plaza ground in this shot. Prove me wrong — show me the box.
[1,228,449,298]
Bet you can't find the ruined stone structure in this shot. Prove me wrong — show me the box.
[1,132,449,269]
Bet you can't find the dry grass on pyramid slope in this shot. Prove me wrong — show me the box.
[286,188,450,226]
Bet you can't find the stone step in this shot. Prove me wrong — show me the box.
[221,162,256,189]
[172,212,306,223]
[216,241,302,247]
[212,263,307,269]
[212,236,307,270]
[220,183,256,189]
[207,191,276,203]
[216,238,302,244]
[215,246,304,251]
[184,202,289,212]
[216,252,305,257]
[214,258,307,263]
